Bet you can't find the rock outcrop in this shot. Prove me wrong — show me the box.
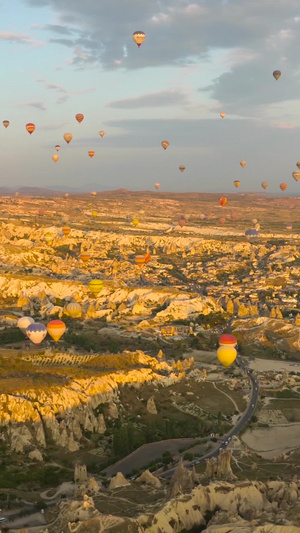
[203,451,237,481]
[108,472,130,490]
[136,469,162,488]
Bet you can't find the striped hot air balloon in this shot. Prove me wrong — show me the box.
[219,334,237,346]
[132,31,146,47]
[135,255,145,268]
[47,320,66,342]
[144,253,151,264]
[65,302,82,319]
[161,140,169,150]
[62,226,71,237]
[80,252,90,264]
[89,279,104,295]
[88,151,95,158]
[75,113,84,123]
[26,123,35,134]
[55,145,60,151]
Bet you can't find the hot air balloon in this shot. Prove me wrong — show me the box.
[135,255,145,268]
[62,226,71,237]
[286,223,293,231]
[47,320,66,342]
[99,131,105,137]
[220,197,227,207]
[144,253,151,264]
[230,213,237,220]
[3,120,9,128]
[44,232,53,244]
[261,182,268,190]
[64,193,69,198]
[80,252,90,264]
[52,154,59,163]
[219,217,226,225]
[252,218,258,225]
[217,345,237,368]
[280,183,287,191]
[254,223,260,231]
[155,183,160,190]
[297,162,300,170]
[91,211,98,217]
[18,316,35,335]
[26,323,47,345]
[90,191,97,197]
[63,133,73,144]
[179,165,186,173]
[26,123,35,135]
[161,140,169,150]
[220,112,226,119]
[178,218,186,228]
[233,180,240,188]
[219,334,237,346]
[65,302,82,318]
[273,70,281,80]
[240,160,246,168]
[245,228,259,239]
[292,172,300,182]
[132,218,139,227]
[88,151,95,158]
[55,145,60,151]
[38,209,45,216]
[132,31,146,47]
[75,113,84,123]
[89,279,104,295]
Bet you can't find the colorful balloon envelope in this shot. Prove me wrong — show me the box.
[99,130,105,137]
[135,255,145,268]
[261,182,268,190]
[132,31,146,47]
[219,217,226,225]
[18,316,35,335]
[55,145,60,151]
[88,151,95,158]
[273,70,281,80]
[230,213,237,220]
[62,226,71,237]
[132,218,139,227]
[161,140,169,150]
[240,160,246,168]
[155,183,160,190]
[91,211,98,217]
[245,228,259,239]
[220,112,226,119]
[65,302,82,319]
[89,279,104,295]
[2,120,9,128]
[233,180,240,188]
[26,323,47,345]
[144,253,151,264]
[26,123,35,135]
[90,192,97,197]
[80,252,91,264]
[52,154,59,163]
[219,197,227,207]
[63,133,73,144]
[47,320,66,342]
[75,113,84,123]
[292,171,300,182]
[179,165,186,173]
[217,345,237,367]
[280,183,287,191]
[297,162,300,169]
[219,334,237,346]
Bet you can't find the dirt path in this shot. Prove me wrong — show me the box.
[212,382,239,412]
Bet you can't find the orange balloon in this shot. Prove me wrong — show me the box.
[99,130,105,137]
[161,140,169,150]
[80,252,90,264]
[240,160,246,168]
[219,217,226,225]
[219,197,227,207]
[280,183,287,191]
[26,123,35,135]
[135,255,145,268]
[220,112,226,119]
[63,133,73,144]
[3,120,9,128]
[75,113,84,123]
[155,183,160,190]
[52,154,59,163]
[261,182,268,190]
[88,151,95,158]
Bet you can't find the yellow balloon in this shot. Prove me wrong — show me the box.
[63,132,73,144]
[217,346,237,367]
[89,280,104,295]
[132,218,139,227]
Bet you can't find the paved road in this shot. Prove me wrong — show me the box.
[159,354,259,479]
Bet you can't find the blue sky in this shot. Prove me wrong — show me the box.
[1,0,300,193]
